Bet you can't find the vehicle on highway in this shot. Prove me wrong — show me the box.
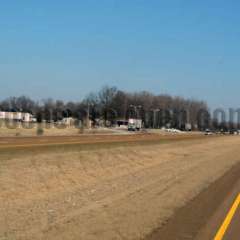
[128,118,142,131]
[205,129,213,135]
[229,129,239,135]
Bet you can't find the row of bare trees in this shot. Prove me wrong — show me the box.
[0,86,209,130]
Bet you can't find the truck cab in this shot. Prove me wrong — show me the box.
[128,119,142,131]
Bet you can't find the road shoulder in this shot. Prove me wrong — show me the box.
[145,161,240,240]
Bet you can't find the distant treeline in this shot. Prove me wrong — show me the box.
[0,86,210,130]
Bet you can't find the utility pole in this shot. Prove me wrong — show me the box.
[130,105,142,119]
[86,103,93,129]
[152,109,160,129]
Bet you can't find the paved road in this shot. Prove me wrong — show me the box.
[197,183,240,240]
[146,161,240,240]
[222,203,240,240]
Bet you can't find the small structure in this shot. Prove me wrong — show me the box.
[61,117,75,126]
[0,111,34,122]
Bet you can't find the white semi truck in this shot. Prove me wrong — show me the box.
[128,118,142,131]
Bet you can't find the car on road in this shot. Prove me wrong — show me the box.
[205,129,213,135]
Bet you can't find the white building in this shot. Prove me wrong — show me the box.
[0,111,34,122]
[61,117,75,126]
[0,112,5,119]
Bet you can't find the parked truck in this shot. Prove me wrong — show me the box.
[128,118,142,131]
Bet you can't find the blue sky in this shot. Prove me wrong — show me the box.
[0,0,239,108]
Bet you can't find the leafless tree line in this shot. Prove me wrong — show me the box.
[0,86,210,130]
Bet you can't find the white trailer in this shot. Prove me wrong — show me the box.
[128,118,142,131]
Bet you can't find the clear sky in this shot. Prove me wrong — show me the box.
[0,0,239,108]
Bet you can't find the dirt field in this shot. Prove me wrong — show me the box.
[0,134,240,240]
